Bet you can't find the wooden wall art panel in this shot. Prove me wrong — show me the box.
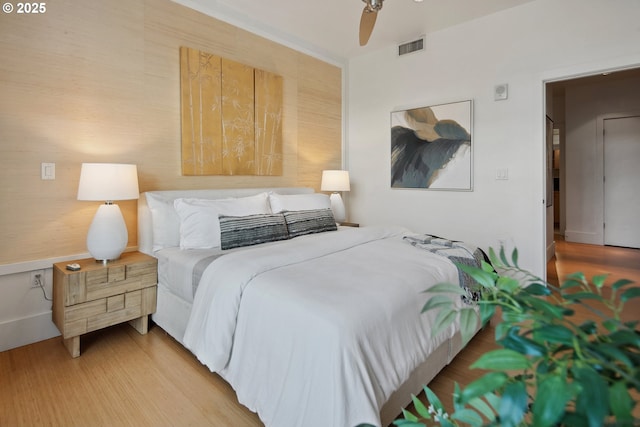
[255,70,283,176]
[222,59,255,175]
[180,47,223,175]
[180,46,283,176]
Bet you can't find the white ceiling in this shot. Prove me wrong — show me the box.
[173,0,536,64]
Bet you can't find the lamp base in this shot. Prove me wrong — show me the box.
[86,204,128,263]
[329,192,346,223]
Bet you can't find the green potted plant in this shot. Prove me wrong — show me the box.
[369,247,640,427]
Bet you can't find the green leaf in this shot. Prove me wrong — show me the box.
[573,366,609,427]
[479,303,496,326]
[578,320,597,335]
[498,246,509,266]
[592,274,609,289]
[468,396,497,421]
[532,375,575,427]
[459,308,479,346]
[565,271,587,283]
[602,318,621,332]
[424,386,444,412]
[533,324,575,346]
[456,262,497,289]
[608,330,640,347]
[431,309,457,339]
[609,381,634,422]
[500,311,530,324]
[459,372,509,404]
[400,408,419,422]
[525,283,551,296]
[521,295,565,319]
[411,394,431,420]
[560,278,583,290]
[421,295,453,313]
[559,412,588,426]
[439,419,456,427]
[498,327,546,357]
[483,393,502,414]
[452,382,463,412]
[450,408,483,427]
[612,278,635,290]
[563,292,604,302]
[481,260,495,273]
[621,287,640,302]
[426,283,469,296]
[511,247,519,266]
[496,276,521,293]
[498,381,528,427]
[393,419,425,427]
[470,349,532,371]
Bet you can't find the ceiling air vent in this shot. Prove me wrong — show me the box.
[398,37,424,56]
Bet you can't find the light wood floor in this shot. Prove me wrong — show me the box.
[1,239,638,426]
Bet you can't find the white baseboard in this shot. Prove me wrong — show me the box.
[0,311,60,353]
[546,240,556,262]
[564,230,602,245]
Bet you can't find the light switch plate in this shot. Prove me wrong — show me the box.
[41,162,55,180]
[496,168,509,180]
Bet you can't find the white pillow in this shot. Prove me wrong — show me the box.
[268,193,330,213]
[174,192,271,249]
[146,192,181,251]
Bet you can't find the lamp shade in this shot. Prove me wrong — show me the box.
[321,170,350,192]
[77,163,139,201]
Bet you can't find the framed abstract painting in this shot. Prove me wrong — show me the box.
[391,100,473,190]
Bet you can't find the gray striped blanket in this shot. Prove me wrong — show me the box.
[403,234,488,304]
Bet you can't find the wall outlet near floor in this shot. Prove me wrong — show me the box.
[30,270,45,288]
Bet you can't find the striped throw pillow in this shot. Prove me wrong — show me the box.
[219,213,289,250]
[283,209,337,238]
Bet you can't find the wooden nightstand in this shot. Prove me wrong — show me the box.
[52,251,158,357]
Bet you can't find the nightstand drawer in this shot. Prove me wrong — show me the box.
[62,286,157,338]
[62,258,157,306]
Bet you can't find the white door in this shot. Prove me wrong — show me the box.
[604,115,640,248]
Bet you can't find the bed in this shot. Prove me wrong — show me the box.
[138,187,483,427]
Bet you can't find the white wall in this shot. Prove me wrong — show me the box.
[346,0,640,275]
[564,74,640,245]
[0,269,59,352]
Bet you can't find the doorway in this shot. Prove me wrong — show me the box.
[545,67,640,281]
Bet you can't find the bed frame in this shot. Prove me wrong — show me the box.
[137,187,471,427]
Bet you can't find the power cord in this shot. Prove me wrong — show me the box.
[34,273,52,301]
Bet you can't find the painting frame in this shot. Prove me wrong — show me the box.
[391,99,473,191]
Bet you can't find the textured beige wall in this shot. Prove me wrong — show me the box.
[0,0,342,265]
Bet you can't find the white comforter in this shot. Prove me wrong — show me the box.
[183,225,460,427]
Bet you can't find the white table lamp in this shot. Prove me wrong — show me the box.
[77,163,139,263]
[321,170,350,223]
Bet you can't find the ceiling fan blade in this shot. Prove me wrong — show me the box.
[359,6,378,46]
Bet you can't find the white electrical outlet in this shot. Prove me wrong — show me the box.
[30,270,45,288]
